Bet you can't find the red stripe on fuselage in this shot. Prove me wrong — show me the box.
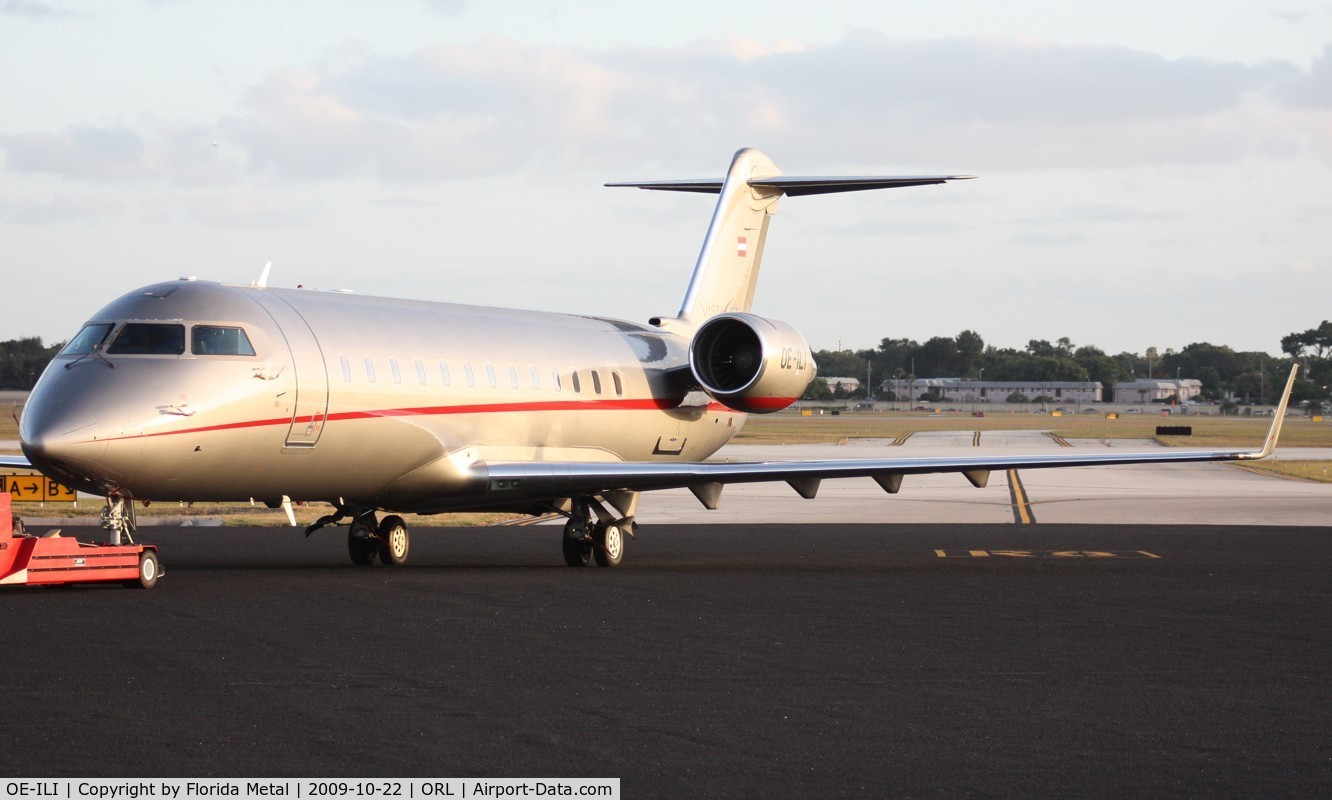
[97,397,755,443]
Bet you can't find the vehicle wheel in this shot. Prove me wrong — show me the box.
[593,522,625,568]
[130,550,160,589]
[348,519,377,565]
[562,518,592,567]
[377,515,410,567]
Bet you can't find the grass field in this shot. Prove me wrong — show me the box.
[1233,460,1332,483]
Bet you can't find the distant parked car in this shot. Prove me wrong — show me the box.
[1123,408,1142,414]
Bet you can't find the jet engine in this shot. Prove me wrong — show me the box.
[688,313,816,413]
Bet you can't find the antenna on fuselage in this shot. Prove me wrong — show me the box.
[254,261,272,289]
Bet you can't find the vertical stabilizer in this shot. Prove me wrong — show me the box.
[675,148,783,325]
[607,149,973,337]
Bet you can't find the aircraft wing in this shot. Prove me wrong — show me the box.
[478,366,1297,509]
[0,454,33,470]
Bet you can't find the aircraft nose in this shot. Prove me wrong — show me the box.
[19,401,108,475]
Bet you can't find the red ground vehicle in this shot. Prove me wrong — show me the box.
[1,493,160,589]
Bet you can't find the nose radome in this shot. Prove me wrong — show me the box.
[19,403,108,473]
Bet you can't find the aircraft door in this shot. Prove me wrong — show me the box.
[254,293,330,447]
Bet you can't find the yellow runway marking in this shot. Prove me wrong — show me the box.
[1007,469,1035,524]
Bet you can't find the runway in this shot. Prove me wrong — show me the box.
[3,523,1328,797]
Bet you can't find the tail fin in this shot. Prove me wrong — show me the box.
[607,147,974,334]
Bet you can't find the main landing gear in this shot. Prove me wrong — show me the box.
[561,497,635,568]
[307,508,410,567]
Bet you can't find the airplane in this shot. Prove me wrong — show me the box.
[0,148,1298,569]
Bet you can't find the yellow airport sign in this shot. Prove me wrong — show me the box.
[2,474,77,503]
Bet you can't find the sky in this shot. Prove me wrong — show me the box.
[1,0,1329,357]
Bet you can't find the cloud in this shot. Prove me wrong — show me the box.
[2,122,245,185]
[1,193,123,223]
[4,33,1329,185]
[0,1,79,19]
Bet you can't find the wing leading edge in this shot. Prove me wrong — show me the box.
[0,454,32,470]
[476,366,1299,509]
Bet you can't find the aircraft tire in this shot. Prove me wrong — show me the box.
[562,519,592,567]
[593,522,625,568]
[11,515,24,536]
[348,520,378,566]
[377,515,410,567]
[126,550,160,589]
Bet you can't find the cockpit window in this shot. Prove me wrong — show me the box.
[107,323,186,355]
[59,323,115,356]
[192,325,256,356]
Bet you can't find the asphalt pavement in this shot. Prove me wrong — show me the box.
[2,523,1329,798]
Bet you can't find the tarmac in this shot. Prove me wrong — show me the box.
[2,523,1329,797]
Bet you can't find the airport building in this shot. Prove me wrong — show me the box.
[822,377,862,395]
[1111,379,1203,404]
[881,378,1102,403]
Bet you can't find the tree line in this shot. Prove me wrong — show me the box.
[3,322,1331,405]
[804,323,1332,407]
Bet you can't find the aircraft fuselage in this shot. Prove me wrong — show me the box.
[21,279,744,513]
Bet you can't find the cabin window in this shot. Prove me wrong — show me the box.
[191,325,255,356]
[507,364,519,390]
[439,360,451,387]
[414,359,426,386]
[389,358,402,385]
[339,354,352,383]
[485,362,497,389]
[591,370,603,395]
[107,323,185,355]
[612,371,623,396]
[364,356,376,384]
[570,371,582,394]
[529,365,541,390]
[59,323,114,356]
[464,362,475,388]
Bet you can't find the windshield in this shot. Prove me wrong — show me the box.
[107,323,186,355]
[192,325,256,356]
[59,323,115,356]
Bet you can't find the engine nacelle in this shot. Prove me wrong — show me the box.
[688,313,816,414]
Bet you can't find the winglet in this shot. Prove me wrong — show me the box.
[1254,365,1299,459]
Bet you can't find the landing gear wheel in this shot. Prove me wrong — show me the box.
[348,518,378,566]
[562,518,592,567]
[10,515,23,536]
[126,550,160,589]
[377,515,410,567]
[593,521,625,568]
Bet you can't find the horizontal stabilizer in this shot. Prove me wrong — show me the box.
[606,175,975,196]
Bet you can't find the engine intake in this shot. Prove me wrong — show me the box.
[689,313,815,413]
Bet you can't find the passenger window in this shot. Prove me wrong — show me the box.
[364,356,376,384]
[612,372,623,396]
[339,354,352,383]
[415,359,426,386]
[551,368,562,392]
[107,323,185,355]
[529,365,541,391]
[390,358,402,385]
[485,362,497,389]
[464,362,475,388]
[59,323,115,356]
[191,325,256,356]
[439,360,451,387]
[591,370,602,395]
[508,364,519,390]
[570,371,581,394]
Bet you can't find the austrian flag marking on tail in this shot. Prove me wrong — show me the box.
[737,236,747,257]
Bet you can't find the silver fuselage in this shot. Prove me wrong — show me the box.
[21,280,744,513]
